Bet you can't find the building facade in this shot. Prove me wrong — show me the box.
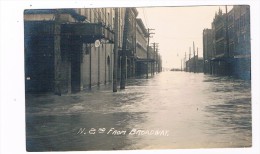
[203,29,214,74]
[135,18,148,76]
[203,5,250,79]
[186,56,203,73]
[24,8,161,94]
[231,5,251,79]
[211,8,231,76]
[25,9,116,94]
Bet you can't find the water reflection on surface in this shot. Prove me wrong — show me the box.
[26,71,251,151]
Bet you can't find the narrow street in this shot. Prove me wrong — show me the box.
[26,71,251,151]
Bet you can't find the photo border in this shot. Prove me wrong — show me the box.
[0,0,259,154]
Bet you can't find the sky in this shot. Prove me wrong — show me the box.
[137,6,231,69]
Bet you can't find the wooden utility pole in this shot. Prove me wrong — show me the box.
[193,41,196,73]
[146,28,155,79]
[225,5,231,76]
[181,59,182,71]
[113,8,119,92]
[89,43,92,89]
[156,48,159,73]
[120,8,130,89]
[54,13,62,95]
[184,52,187,71]
[196,47,199,73]
[98,45,100,86]
[151,42,158,75]
[197,47,199,57]
[225,5,230,57]
[188,47,191,72]
[152,43,155,75]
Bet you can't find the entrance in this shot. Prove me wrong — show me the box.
[70,38,82,92]
[25,21,55,93]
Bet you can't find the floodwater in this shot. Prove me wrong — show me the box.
[26,71,251,151]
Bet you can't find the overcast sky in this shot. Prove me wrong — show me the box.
[137,6,231,69]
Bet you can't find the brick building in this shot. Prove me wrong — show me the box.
[24,8,161,94]
[117,8,138,78]
[135,18,148,76]
[203,5,250,79]
[211,8,231,76]
[186,56,203,73]
[203,29,214,74]
[25,9,116,94]
[231,6,251,79]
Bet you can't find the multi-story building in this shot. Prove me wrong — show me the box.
[25,8,116,94]
[186,55,203,73]
[24,8,151,94]
[210,8,231,75]
[73,8,116,90]
[126,8,138,78]
[203,5,250,79]
[135,18,148,76]
[203,29,214,74]
[231,5,251,79]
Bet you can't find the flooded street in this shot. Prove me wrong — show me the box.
[26,71,251,151]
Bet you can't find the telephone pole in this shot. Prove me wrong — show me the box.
[181,59,182,71]
[225,5,230,57]
[189,47,191,72]
[151,42,158,75]
[193,41,196,73]
[146,28,155,79]
[184,52,187,71]
[225,5,230,75]
[120,8,130,89]
[196,47,199,73]
[156,48,159,73]
[113,8,119,92]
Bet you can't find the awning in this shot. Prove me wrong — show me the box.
[211,56,234,62]
[136,57,155,62]
[24,9,86,22]
[61,23,114,43]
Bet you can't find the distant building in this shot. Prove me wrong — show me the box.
[186,56,203,73]
[135,18,162,77]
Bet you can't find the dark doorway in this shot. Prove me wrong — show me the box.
[70,38,82,93]
[107,56,111,81]
[25,21,55,93]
